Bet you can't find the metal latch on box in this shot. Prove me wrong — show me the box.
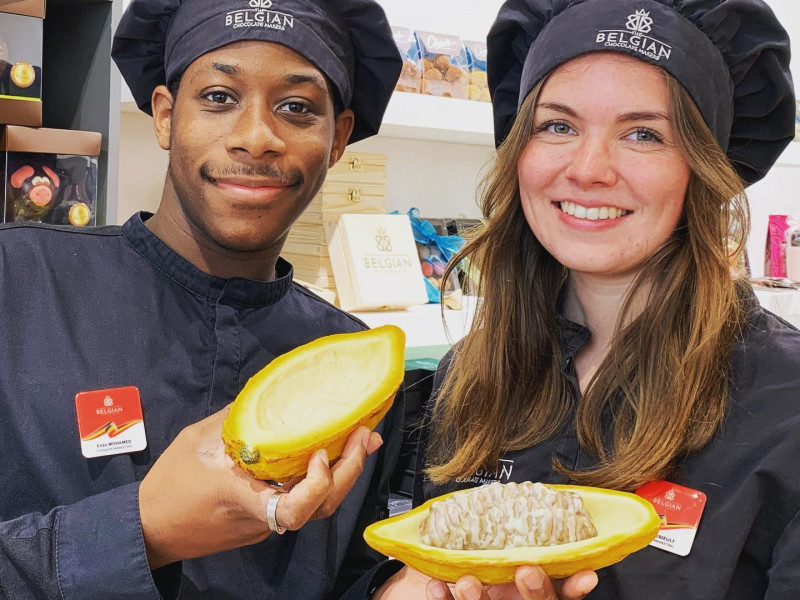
[349,157,364,172]
[348,188,362,203]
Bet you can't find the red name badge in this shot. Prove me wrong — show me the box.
[74,386,148,458]
[636,481,707,556]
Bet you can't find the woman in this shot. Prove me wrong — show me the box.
[369,0,798,599]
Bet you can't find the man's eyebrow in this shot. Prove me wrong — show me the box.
[210,62,239,76]
[283,72,328,93]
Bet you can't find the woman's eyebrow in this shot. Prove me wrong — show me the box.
[617,111,670,123]
[536,102,578,117]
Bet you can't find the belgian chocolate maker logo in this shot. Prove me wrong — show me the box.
[595,8,672,61]
[225,0,294,31]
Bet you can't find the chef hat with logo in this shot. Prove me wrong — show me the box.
[488,0,795,185]
[112,0,401,144]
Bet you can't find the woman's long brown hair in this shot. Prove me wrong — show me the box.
[427,69,750,492]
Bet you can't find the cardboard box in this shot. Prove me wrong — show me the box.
[326,213,428,312]
[2,125,102,225]
[0,8,43,126]
[0,0,45,18]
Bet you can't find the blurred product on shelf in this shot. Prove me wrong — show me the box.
[464,40,490,102]
[795,99,799,141]
[1,125,101,226]
[0,1,44,127]
[765,214,790,278]
[785,213,800,282]
[326,213,428,312]
[416,30,469,99]
[391,26,421,94]
[407,207,465,309]
[283,152,387,303]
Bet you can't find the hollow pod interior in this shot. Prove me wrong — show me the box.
[222,325,405,481]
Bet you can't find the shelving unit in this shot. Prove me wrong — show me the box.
[379,93,493,146]
[43,0,122,225]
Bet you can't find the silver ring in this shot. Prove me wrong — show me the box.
[266,492,287,535]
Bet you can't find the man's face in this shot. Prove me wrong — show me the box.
[154,40,352,254]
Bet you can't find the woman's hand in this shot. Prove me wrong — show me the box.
[138,404,382,569]
[374,565,597,600]
[426,567,598,600]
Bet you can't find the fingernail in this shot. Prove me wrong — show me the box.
[318,449,328,464]
[370,432,383,449]
[523,568,544,591]
[460,582,482,600]
[429,581,447,600]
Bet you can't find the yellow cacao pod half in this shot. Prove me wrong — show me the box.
[364,483,661,583]
[222,325,405,481]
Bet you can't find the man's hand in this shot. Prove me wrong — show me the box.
[138,405,382,569]
[374,566,597,600]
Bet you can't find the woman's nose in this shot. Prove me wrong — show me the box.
[563,137,618,187]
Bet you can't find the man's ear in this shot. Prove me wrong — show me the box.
[151,85,175,151]
[329,108,355,168]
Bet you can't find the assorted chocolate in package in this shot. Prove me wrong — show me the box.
[464,40,490,103]
[408,208,465,309]
[391,26,422,94]
[2,126,101,226]
[416,31,469,99]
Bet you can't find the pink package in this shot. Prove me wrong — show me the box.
[765,215,789,277]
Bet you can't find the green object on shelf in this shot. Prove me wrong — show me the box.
[405,344,451,370]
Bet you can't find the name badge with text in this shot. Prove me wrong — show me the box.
[75,386,147,458]
[636,480,707,557]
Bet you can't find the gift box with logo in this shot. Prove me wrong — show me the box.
[325,213,428,312]
[416,31,469,99]
[2,125,102,226]
[0,0,44,127]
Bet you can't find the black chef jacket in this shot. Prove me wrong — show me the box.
[412,302,800,599]
[0,212,402,600]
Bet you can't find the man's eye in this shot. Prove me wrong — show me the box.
[205,91,233,104]
[280,101,310,114]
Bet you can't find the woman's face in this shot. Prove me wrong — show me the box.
[518,52,691,280]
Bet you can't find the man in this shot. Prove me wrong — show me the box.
[0,0,402,597]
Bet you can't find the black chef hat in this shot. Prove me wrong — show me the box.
[488,0,795,185]
[112,0,402,144]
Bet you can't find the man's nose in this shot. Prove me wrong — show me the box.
[226,102,286,157]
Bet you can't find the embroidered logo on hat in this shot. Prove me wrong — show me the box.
[626,9,653,34]
[595,9,671,62]
[225,0,295,31]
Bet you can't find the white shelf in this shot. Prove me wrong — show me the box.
[377,93,494,146]
[349,296,479,349]
[776,142,800,167]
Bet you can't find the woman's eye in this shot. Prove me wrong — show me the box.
[205,91,233,105]
[628,128,662,143]
[549,122,572,135]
